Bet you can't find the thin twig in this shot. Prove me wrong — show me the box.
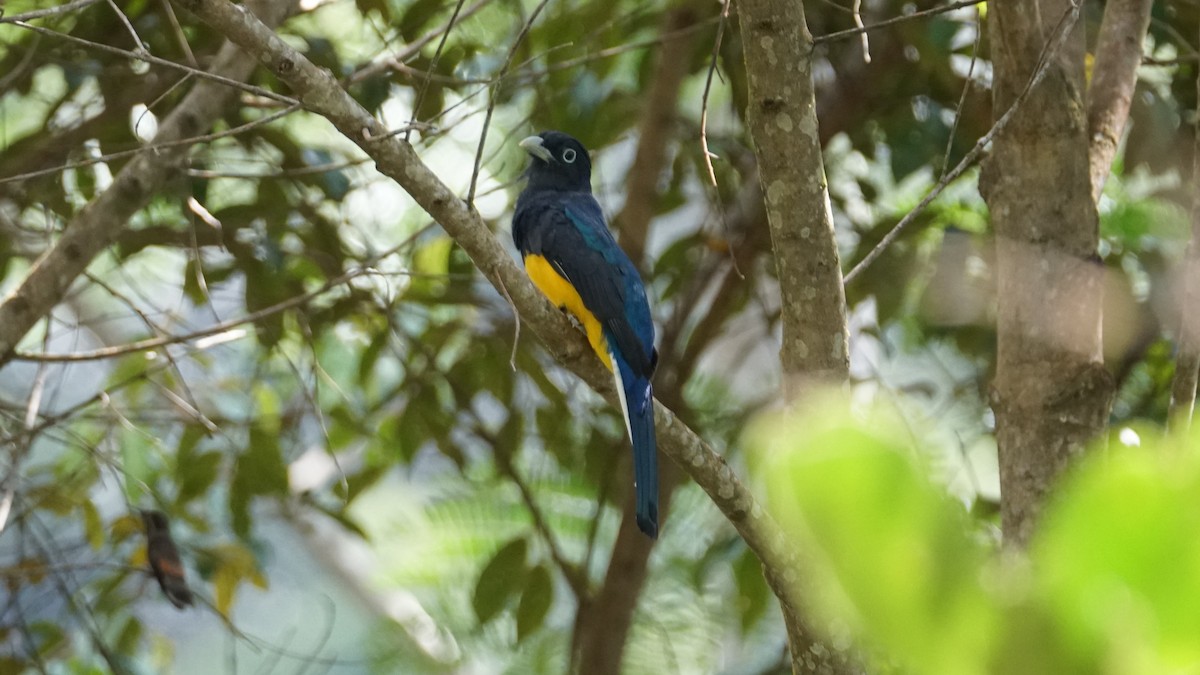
[496,275,521,372]
[347,0,495,84]
[159,0,198,66]
[1168,21,1200,430]
[851,0,870,63]
[11,21,298,105]
[0,32,43,91]
[13,219,437,364]
[492,439,588,598]
[0,0,101,23]
[12,268,366,363]
[699,0,732,187]
[0,104,302,184]
[0,334,50,535]
[939,7,982,180]
[466,0,554,207]
[105,0,145,51]
[814,0,985,44]
[406,0,468,142]
[844,0,1082,285]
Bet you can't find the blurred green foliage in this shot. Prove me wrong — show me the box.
[1,0,1198,672]
[754,398,1200,675]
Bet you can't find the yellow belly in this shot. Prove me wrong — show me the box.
[523,254,613,372]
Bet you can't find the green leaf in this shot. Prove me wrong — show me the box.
[229,425,289,538]
[751,398,998,675]
[115,615,142,654]
[1032,443,1200,674]
[732,545,770,631]
[472,537,528,624]
[119,429,155,503]
[81,499,103,551]
[515,564,553,642]
[176,451,221,506]
[29,621,65,658]
[332,464,388,505]
[211,543,269,617]
[245,425,289,496]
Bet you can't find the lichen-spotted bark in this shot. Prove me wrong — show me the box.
[736,1,853,672]
[737,0,849,400]
[170,5,837,674]
[980,0,1114,546]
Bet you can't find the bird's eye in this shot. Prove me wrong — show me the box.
[562,148,577,163]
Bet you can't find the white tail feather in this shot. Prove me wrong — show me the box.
[608,348,634,446]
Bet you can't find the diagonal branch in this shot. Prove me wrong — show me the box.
[1087,0,1154,200]
[166,0,827,667]
[0,0,297,363]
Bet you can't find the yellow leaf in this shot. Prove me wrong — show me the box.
[82,500,103,550]
[210,542,267,616]
[110,513,142,542]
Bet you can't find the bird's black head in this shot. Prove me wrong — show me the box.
[140,509,169,532]
[519,131,593,193]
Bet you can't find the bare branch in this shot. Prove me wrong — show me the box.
[167,2,823,667]
[736,0,854,668]
[0,104,302,185]
[813,0,985,44]
[1087,0,1154,200]
[0,0,298,363]
[12,268,367,363]
[9,20,298,106]
[0,0,101,24]
[846,1,1083,286]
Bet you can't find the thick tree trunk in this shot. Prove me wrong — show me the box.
[736,0,853,673]
[980,0,1114,546]
[737,0,849,399]
[171,6,831,673]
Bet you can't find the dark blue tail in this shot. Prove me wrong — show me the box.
[614,354,658,539]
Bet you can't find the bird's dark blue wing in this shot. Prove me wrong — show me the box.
[515,192,656,376]
[513,186,660,538]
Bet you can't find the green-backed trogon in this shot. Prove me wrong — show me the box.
[513,131,660,539]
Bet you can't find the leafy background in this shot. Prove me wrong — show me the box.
[0,0,1198,673]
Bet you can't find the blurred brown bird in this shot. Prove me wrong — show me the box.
[140,509,193,609]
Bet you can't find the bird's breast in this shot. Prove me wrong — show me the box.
[522,254,613,371]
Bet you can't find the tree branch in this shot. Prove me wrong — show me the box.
[980,0,1114,546]
[736,0,849,399]
[165,1,833,669]
[1168,26,1200,430]
[0,0,297,363]
[1087,0,1153,200]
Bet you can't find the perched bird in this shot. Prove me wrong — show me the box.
[140,509,194,609]
[513,131,660,539]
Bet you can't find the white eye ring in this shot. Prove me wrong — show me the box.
[562,148,577,163]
